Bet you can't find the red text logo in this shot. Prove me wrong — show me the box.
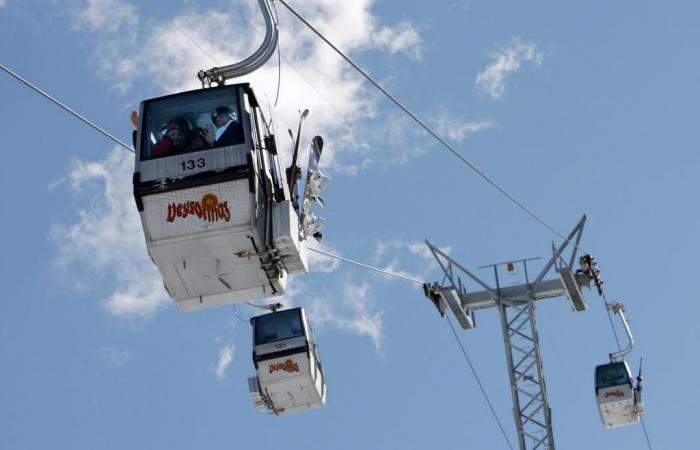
[605,390,625,398]
[166,193,231,223]
[269,359,299,374]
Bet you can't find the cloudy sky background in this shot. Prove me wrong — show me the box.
[2,1,699,449]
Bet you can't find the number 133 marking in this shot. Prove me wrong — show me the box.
[180,158,206,171]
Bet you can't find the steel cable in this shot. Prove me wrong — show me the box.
[446,316,515,450]
[308,247,425,284]
[0,64,134,153]
[275,0,589,256]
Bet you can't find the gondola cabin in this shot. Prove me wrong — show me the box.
[133,84,308,312]
[248,308,326,415]
[595,361,644,428]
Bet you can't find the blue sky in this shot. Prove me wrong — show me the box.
[1,0,698,449]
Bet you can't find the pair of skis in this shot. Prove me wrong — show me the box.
[286,110,329,242]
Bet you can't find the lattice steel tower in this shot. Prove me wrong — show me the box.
[424,215,594,450]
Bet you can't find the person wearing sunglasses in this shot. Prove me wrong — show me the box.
[210,106,244,147]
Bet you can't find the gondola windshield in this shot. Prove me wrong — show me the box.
[140,86,245,160]
[255,309,305,345]
[595,362,631,390]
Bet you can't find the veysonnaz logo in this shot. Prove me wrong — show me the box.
[605,390,625,398]
[269,359,299,374]
[166,193,231,223]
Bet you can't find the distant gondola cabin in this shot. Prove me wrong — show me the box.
[595,361,643,428]
[248,308,326,415]
[133,84,308,312]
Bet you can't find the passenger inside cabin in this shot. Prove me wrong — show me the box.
[211,105,244,147]
[153,118,188,157]
[130,110,139,148]
[187,127,212,152]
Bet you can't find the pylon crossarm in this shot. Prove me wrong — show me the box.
[461,277,583,310]
[426,240,495,294]
[535,215,587,283]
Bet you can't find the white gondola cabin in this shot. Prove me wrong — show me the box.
[595,361,644,428]
[248,308,326,415]
[133,84,307,312]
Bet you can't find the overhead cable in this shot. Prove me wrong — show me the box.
[640,417,653,450]
[602,295,653,449]
[170,24,293,137]
[270,0,282,106]
[172,23,220,64]
[173,15,370,151]
[308,245,512,448]
[275,0,588,254]
[308,247,425,284]
[446,316,515,450]
[602,293,623,353]
[0,64,134,153]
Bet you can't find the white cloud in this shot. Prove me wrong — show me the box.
[405,241,432,260]
[103,274,169,317]
[371,20,422,59]
[214,344,236,379]
[72,0,423,168]
[305,282,384,351]
[243,248,383,351]
[339,283,384,350]
[378,115,428,164]
[475,38,544,99]
[307,243,342,274]
[289,1,422,59]
[433,110,493,143]
[287,239,453,352]
[47,177,66,192]
[0,0,6,9]
[51,147,170,318]
[72,0,138,33]
[373,239,446,281]
[98,347,130,367]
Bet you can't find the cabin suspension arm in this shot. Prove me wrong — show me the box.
[608,302,635,362]
[198,0,279,86]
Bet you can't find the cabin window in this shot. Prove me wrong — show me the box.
[140,86,245,160]
[255,309,305,345]
[596,363,630,389]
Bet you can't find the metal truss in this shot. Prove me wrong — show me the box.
[425,215,591,450]
[494,267,554,450]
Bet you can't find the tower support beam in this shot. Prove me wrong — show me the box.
[424,215,591,450]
